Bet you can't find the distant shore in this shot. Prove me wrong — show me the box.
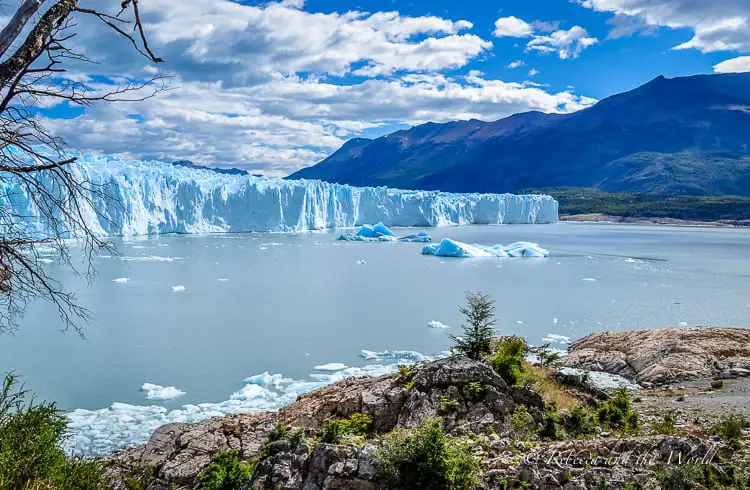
[561,213,750,228]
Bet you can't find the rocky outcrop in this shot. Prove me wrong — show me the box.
[487,435,735,489]
[562,327,750,386]
[103,413,278,488]
[106,356,543,489]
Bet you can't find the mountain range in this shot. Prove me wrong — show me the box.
[288,73,750,197]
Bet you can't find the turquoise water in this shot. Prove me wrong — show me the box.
[1,222,749,414]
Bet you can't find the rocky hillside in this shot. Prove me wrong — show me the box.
[563,327,750,387]
[105,333,750,490]
[289,73,750,197]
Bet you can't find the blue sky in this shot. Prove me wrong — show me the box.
[31,0,750,175]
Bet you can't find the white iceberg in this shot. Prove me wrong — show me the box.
[338,224,432,243]
[0,149,558,238]
[313,363,348,371]
[427,320,450,329]
[140,383,186,401]
[171,285,186,292]
[112,277,130,283]
[421,239,549,258]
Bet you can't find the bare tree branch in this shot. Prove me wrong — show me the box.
[0,0,47,59]
[0,0,165,334]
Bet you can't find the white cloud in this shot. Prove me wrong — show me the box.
[45,73,596,175]
[492,15,597,59]
[526,26,598,59]
[30,0,599,175]
[493,16,534,37]
[713,56,750,74]
[528,68,540,76]
[579,0,750,53]
[507,60,525,69]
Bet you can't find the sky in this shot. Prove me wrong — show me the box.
[17,0,750,176]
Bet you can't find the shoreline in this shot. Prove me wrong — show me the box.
[561,213,750,228]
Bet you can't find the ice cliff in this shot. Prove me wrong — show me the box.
[0,152,558,237]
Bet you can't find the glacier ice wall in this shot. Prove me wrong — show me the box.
[1,153,558,237]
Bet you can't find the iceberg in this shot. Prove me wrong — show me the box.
[338,223,432,242]
[0,151,558,238]
[422,239,549,258]
[140,383,185,401]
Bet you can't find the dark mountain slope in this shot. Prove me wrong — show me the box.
[288,73,750,196]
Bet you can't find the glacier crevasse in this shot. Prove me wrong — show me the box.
[1,153,558,237]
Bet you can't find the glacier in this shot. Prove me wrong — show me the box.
[0,152,558,238]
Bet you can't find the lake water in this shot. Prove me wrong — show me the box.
[1,222,749,454]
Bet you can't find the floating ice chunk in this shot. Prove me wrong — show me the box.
[372,222,396,237]
[679,322,688,326]
[427,320,450,329]
[399,231,432,243]
[553,317,559,324]
[558,367,640,390]
[359,349,428,363]
[516,320,524,324]
[119,255,183,262]
[542,333,571,345]
[313,363,348,371]
[356,260,367,265]
[582,278,597,282]
[141,383,185,401]
[340,225,431,243]
[422,239,548,258]
[171,285,186,292]
[112,277,130,283]
[218,278,229,282]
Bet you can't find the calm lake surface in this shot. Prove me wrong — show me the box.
[1,222,749,453]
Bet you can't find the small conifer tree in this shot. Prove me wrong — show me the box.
[450,292,496,360]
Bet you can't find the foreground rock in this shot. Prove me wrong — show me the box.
[562,327,750,386]
[105,357,544,489]
[105,346,750,489]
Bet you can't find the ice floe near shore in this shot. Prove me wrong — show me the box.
[421,239,549,258]
[141,383,186,401]
[337,223,432,243]
[64,349,439,456]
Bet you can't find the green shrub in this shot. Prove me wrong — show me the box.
[709,415,750,449]
[652,412,677,435]
[376,419,481,489]
[199,450,254,490]
[438,397,460,415]
[397,364,417,391]
[711,380,725,390]
[511,406,535,439]
[529,343,561,367]
[566,406,598,437]
[450,292,496,361]
[539,412,566,441]
[466,382,489,400]
[321,413,374,443]
[268,423,289,442]
[489,338,528,386]
[0,373,107,489]
[597,388,639,433]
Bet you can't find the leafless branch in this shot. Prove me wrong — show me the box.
[0,0,164,334]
